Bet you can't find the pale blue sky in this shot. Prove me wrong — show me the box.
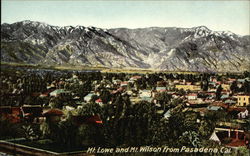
[1,0,250,35]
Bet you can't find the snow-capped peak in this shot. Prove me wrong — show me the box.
[75,25,85,30]
[193,26,212,38]
[195,26,210,31]
[20,20,49,28]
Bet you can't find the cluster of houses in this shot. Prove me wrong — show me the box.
[0,73,249,149]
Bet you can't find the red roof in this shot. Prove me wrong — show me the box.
[40,89,56,97]
[95,98,102,103]
[0,107,21,123]
[207,92,216,95]
[111,87,124,94]
[228,107,247,112]
[226,139,246,147]
[86,115,103,124]
[216,81,222,85]
[228,78,236,81]
[73,115,103,125]
[121,81,128,85]
[187,93,197,96]
[131,76,141,79]
[42,109,64,116]
[212,102,228,109]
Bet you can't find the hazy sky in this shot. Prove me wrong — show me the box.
[1,0,250,35]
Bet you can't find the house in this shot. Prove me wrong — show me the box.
[224,99,236,105]
[173,80,180,84]
[210,77,218,83]
[226,139,246,148]
[0,106,21,123]
[234,94,250,107]
[120,81,128,87]
[237,79,245,83]
[186,100,208,108]
[130,76,141,81]
[221,84,230,91]
[40,88,55,97]
[187,93,198,100]
[50,89,70,97]
[211,102,228,109]
[186,82,192,85]
[227,107,247,119]
[210,127,247,148]
[42,109,64,122]
[175,84,201,91]
[156,87,167,92]
[84,93,94,102]
[228,78,236,83]
[163,109,171,119]
[141,97,153,102]
[209,131,222,144]
[21,105,43,123]
[237,109,248,119]
[207,105,224,111]
[221,94,229,100]
[95,98,103,106]
[139,90,152,98]
[206,92,216,100]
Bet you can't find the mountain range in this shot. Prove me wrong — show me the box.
[1,20,250,72]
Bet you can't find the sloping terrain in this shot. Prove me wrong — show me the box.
[1,20,250,72]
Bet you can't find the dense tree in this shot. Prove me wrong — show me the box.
[77,102,102,116]
[99,89,111,104]
[230,81,238,93]
[215,85,223,100]
[2,65,249,150]
[241,80,250,94]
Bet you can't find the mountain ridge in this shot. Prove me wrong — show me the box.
[1,20,250,72]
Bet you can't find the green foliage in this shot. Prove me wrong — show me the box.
[49,97,63,109]
[179,131,201,147]
[77,102,102,116]
[22,124,41,141]
[40,111,104,148]
[2,66,250,150]
[216,84,223,100]
[99,89,112,104]
[155,92,172,109]
[230,81,238,93]
[198,120,214,138]
[231,147,250,156]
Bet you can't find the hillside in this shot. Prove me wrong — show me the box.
[1,20,250,72]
